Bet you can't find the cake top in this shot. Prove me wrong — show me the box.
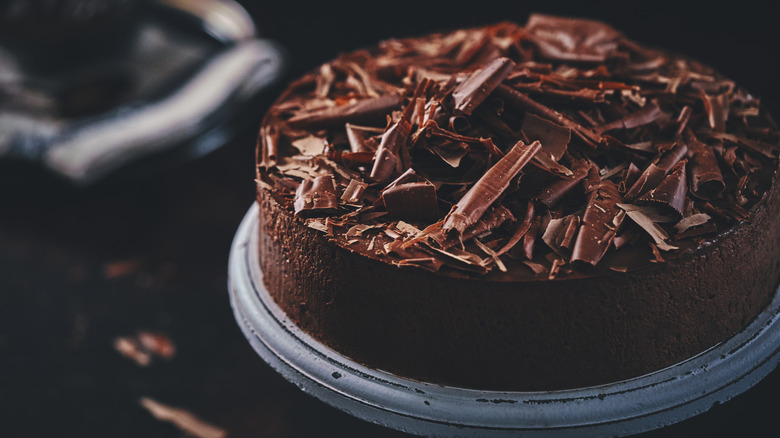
[257,14,779,279]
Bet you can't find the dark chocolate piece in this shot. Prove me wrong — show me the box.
[452,57,516,115]
[341,179,368,204]
[495,84,602,148]
[525,14,622,62]
[346,123,383,152]
[637,160,688,220]
[294,175,339,217]
[287,94,403,130]
[684,129,724,199]
[383,181,439,222]
[370,119,412,183]
[443,141,542,234]
[571,181,624,265]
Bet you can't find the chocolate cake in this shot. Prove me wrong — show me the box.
[255,15,780,390]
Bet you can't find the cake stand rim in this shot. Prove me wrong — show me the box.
[228,201,780,437]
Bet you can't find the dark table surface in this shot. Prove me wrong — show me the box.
[1,1,779,437]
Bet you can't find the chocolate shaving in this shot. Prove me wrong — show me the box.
[543,214,581,258]
[370,118,412,183]
[571,181,623,265]
[452,57,516,115]
[523,217,542,260]
[684,129,724,199]
[287,94,403,129]
[294,175,338,217]
[674,213,712,234]
[443,140,542,234]
[495,201,534,256]
[346,123,383,152]
[495,84,602,148]
[625,142,687,199]
[699,89,729,132]
[521,113,573,176]
[618,204,678,251]
[426,205,515,250]
[594,101,663,134]
[636,160,688,220]
[703,131,779,159]
[259,123,279,168]
[525,14,622,62]
[382,181,439,222]
[536,159,589,207]
[341,179,368,204]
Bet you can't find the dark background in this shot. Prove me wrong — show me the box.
[1,1,779,437]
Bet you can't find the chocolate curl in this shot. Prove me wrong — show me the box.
[287,94,403,130]
[571,181,624,266]
[345,123,383,152]
[674,105,692,139]
[542,214,581,258]
[341,179,368,204]
[699,89,729,132]
[594,101,663,135]
[524,217,542,259]
[637,160,688,220]
[684,129,724,199]
[443,140,542,234]
[525,13,622,62]
[452,57,516,115]
[294,175,339,217]
[495,84,602,148]
[619,204,678,251]
[703,131,780,159]
[382,181,439,222]
[258,123,279,168]
[623,162,641,191]
[535,159,589,207]
[369,118,412,183]
[496,201,534,256]
[521,113,573,176]
[424,205,515,250]
[625,142,688,200]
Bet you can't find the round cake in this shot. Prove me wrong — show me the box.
[254,14,780,391]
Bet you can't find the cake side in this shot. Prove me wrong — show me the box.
[257,176,780,390]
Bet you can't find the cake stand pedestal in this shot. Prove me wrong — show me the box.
[228,202,780,437]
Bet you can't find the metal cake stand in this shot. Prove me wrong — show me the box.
[228,202,780,437]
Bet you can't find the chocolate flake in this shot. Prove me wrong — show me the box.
[443,140,542,234]
[525,14,622,62]
[345,123,383,152]
[287,94,403,130]
[674,213,712,234]
[619,204,678,251]
[636,160,688,220]
[341,179,368,204]
[452,57,516,115]
[495,84,602,148]
[370,118,412,183]
[294,175,338,217]
[383,181,439,222]
[571,181,623,265]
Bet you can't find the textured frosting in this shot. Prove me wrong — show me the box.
[255,15,780,390]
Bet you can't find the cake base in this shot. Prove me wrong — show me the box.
[229,202,780,437]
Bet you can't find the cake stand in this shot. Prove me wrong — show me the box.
[228,202,780,437]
